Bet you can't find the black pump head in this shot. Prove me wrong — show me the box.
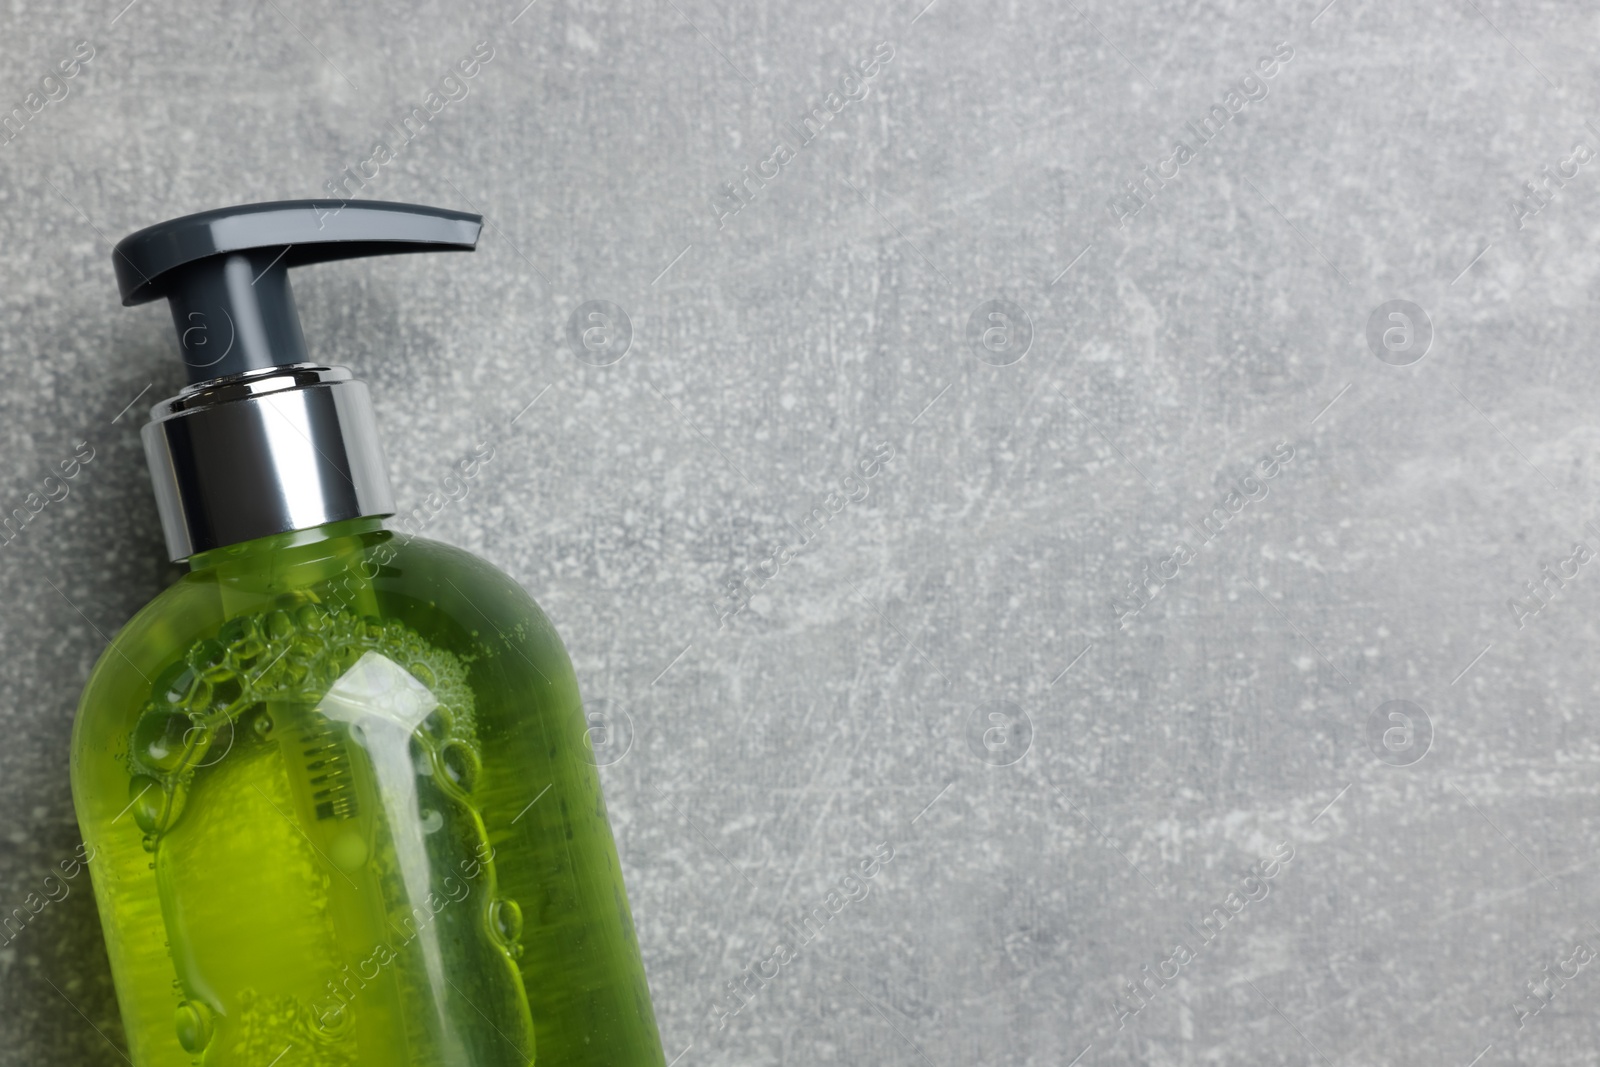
[113,200,482,384]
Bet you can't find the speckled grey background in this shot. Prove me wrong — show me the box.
[4,0,1600,1063]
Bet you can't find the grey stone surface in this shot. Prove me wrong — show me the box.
[3,0,1600,1063]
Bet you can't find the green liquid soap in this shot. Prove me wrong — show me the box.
[81,198,664,1065]
[72,520,666,1066]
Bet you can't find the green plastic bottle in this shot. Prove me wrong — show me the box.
[70,201,665,1067]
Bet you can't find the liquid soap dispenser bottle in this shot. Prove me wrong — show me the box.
[69,200,665,1067]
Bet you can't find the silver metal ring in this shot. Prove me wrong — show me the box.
[142,365,395,560]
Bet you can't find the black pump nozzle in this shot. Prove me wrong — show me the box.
[113,200,483,384]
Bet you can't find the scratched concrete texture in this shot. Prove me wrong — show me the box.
[3,0,1600,1064]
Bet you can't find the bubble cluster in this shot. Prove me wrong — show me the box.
[126,597,475,850]
[125,594,534,1055]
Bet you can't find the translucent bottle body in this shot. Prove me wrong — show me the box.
[70,519,664,1067]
